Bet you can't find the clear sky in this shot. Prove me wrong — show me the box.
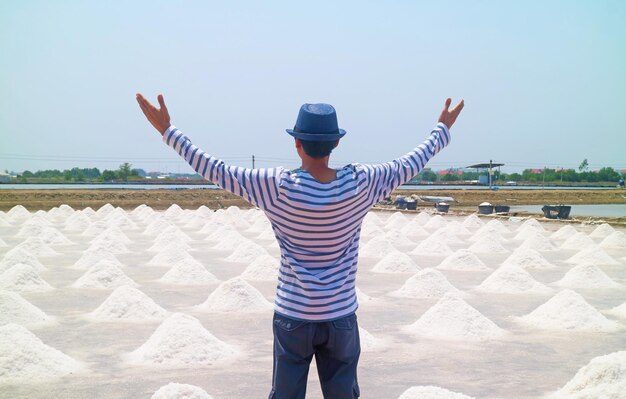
[1,0,625,174]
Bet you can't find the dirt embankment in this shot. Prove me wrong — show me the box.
[1,188,624,213]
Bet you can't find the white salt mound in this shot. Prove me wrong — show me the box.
[0,323,81,382]
[240,255,279,281]
[127,313,236,367]
[518,289,618,331]
[399,385,476,399]
[462,213,483,229]
[7,205,31,220]
[561,232,595,250]
[476,219,509,235]
[600,231,626,248]
[149,247,195,267]
[566,246,619,266]
[503,248,555,270]
[551,225,578,240]
[589,223,615,238]
[554,264,623,290]
[410,237,453,257]
[517,218,545,232]
[0,247,46,273]
[0,290,51,327]
[72,260,137,289]
[160,259,219,285]
[74,248,121,269]
[151,383,213,399]
[15,237,58,257]
[360,236,397,258]
[549,351,626,399]
[605,302,626,319]
[392,269,461,299]
[423,215,447,230]
[477,265,552,294]
[89,285,167,321]
[405,293,504,339]
[359,327,384,352]
[400,222,428,240]
[0,264,53,292]
[436,249,490,272]
[356,287,373,303]
[372,251,420,273]
[519,234,557,251]
[197,278,272,313]
[225,241,270,263]
[468,236,509,254]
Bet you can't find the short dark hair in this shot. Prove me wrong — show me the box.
[298,139,338,159]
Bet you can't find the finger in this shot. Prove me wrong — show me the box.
[444,98,452,110]
[451,99,465,115]
[158,93,170,120]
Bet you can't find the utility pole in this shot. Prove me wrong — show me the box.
[252,155,255,169]
[488,159,493,188]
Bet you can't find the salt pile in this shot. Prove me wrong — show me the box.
[359,327,384,352]
[7,205,31,221]
[468,236,509,254]
[240,255,279,281]
[0,323,82,382]
[89,285,167,321]
[360,222,385,239]
[383,228,410,243]
[436,249,490,272]
[605,303,626,319]
[514,225,544,241]
[72,260,137,289]
[462,213,483,229]
[82,220,111,236]
[410,236,453,257]
[561,232,595,250]
[360,236,397,258]
[566,245,619,266]
[519,234,557,251]
[554,264,623,290]
[149,246,196,267]
[385,212,409,230]
[517,218,544,232]
[0,264,53,292]
[398,386,475,399]
[144,218,176,236]
[423,215,447,230]
[429,228,464,245]
[14,237,58,257]
[551,225,579,240]
[95,203,116,217]
[468,230,505,243]
[503,248,555,270]
[197,278,272,313]
[549,351,626,399]
[74,248,121,269]
[127,313,236,367]
[589,223,615,238]
[212,231,251,251]
[400,222,428,240]
[600,231,626,249]
[518,289,618,331]
[476,219,509,235]
[391,269,461,299]
[87,238,129,254]
[160,258,219,285]
[64,212,92,231]
[404,293,504,339]
[372,251,420,273]
[225,241,270,263]
[477,265,552,294]
[1,247,46,272]
[0,290,51,327]
[356,286,373,303]
[151,383,213,399]
[149,234,192,252]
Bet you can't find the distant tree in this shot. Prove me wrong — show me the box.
[578,158,589,172]
[102,170,117,181]
[118,163,132,182]
[597,167,620,182]
[21,170,34,178]
[419,169,438,182]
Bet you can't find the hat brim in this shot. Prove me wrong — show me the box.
[286,129,346,141]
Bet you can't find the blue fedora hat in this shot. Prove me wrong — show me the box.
[286,103,346,141]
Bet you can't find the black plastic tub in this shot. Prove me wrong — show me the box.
[478,204,494,214]
[435,203,450,213]
[541,205,572,219]
[494,205,510,213]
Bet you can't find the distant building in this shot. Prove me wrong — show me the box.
[0,172,11,183]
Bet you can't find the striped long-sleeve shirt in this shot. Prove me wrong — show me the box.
[163,123,451,321]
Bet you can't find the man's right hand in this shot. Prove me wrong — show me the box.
[136,93,171,136]
[438,98,464,129]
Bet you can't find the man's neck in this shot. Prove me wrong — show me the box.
[300,157,336,183]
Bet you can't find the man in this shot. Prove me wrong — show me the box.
[136,94,464,398]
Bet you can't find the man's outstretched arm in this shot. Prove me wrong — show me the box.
[364,98,465,204]
[135,93,281,210]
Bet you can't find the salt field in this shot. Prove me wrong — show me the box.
[1,204,625,398]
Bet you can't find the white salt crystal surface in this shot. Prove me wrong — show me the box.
[462,213,483,229]
[400,222,429,240]
[410,236,453,257]
[554,264,623,290]
[468,236,509,254]
[197,278,272,313]
[589,223,616,238]
[551,225,578,240]
[504,248,555,270]
[149,247,195,267]
[599,231,626,248]
[74,248,122,269]
[566,245,619,266]
[360,236,397,258]
[561,232,595,250]
[436,249,490,271]
[89,285,167,321]
[240,255,279,281]
[549,351,626,399]
[225,241,270,263]
[160,258,219,285]
[0,264,53,293]
[391,269,461,299]
[0,323,82,382]
[359,327,384,352]
[404,293,504,339]
[127,313,236,367]
[14,237,58,257]
[356,287,373,303]
[151,383,213,399]
[605,302,626,319]
[372,251,420,273]
[398,385,475,399]
[476,219,509,235]
[477,265,552,294]
[7,205,31,221]
[519,234,557,251]
[72,260,137,289]
[0,290,51,328]
[516,218,544,232]
[518,289,618,331]
[423,215,447,230]
[0,247,46,273]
